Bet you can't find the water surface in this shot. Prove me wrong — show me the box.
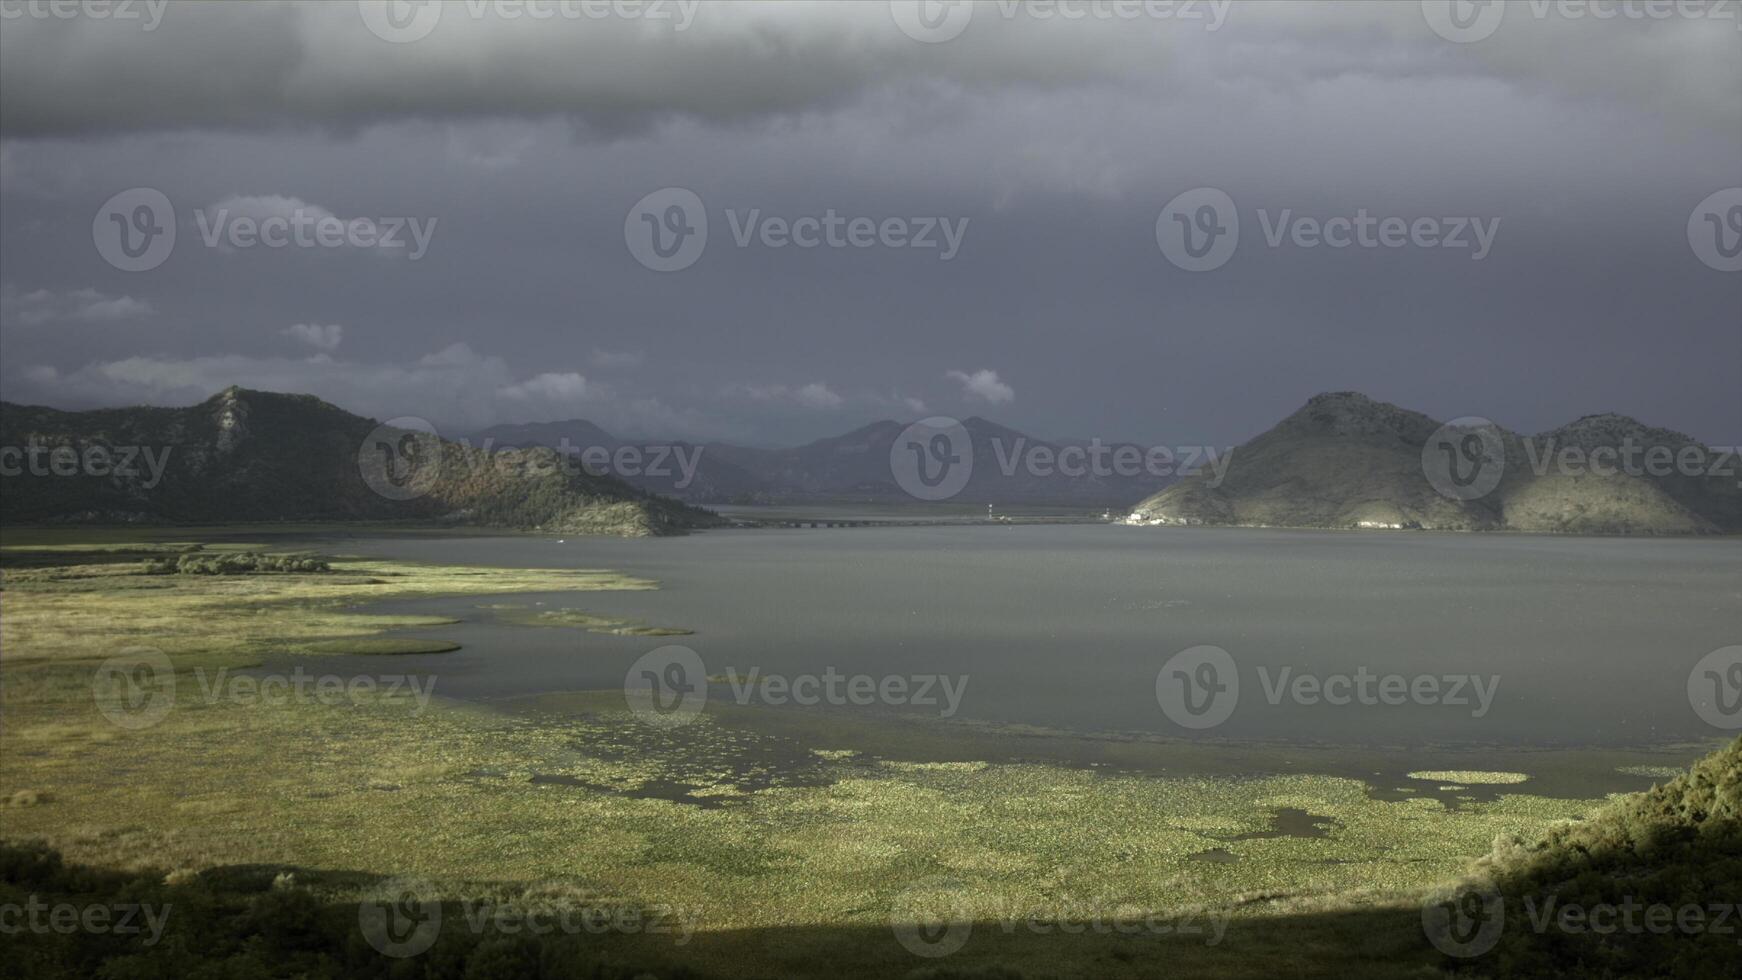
[313,525,1739,749]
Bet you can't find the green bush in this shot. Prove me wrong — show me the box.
[142,552,330,575]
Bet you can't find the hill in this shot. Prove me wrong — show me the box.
[1126,392,1740,534]
[0,388,721,536]
[1456,736,1741,977]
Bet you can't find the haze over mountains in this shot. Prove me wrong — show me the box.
[1129,392,1742,535]
[474,417,1183,506]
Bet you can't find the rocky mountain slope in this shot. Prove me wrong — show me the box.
[0,388,721,536]
[1126,392,1740,534]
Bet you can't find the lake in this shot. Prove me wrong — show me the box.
[308,524,1740,751]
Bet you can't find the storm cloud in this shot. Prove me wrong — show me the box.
[1,0,1737,445]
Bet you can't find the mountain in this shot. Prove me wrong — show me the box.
[0,388,721,536]
[708,417,1175,505]
[472,420,764,502]
[1126,392,1741,534]
[477,417,1175,506]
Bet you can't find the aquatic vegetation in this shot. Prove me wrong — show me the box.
[1614,764,1683,778]
[486,605,693,637]
[1406,770,1529,785]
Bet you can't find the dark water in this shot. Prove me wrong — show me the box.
[310,525,1740,749]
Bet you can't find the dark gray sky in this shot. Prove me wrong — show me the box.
[1,0,1737,447]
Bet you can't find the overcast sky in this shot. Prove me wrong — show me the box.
[1,0,1737,447]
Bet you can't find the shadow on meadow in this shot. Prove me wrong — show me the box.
[0,840,1439,980]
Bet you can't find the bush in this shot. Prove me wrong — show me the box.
[142,552,330,575]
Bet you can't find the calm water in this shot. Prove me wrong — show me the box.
[313,525,1740,748]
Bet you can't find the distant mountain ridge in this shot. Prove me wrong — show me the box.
[476,416,1178,506]
[0,388,720,536]
[1127,391,1741,534]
